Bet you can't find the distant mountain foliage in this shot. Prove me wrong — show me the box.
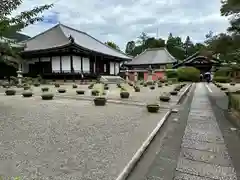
[5,32,30,42]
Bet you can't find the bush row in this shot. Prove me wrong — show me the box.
[165,67,200,82]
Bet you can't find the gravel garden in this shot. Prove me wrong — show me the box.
[0,71,192,179]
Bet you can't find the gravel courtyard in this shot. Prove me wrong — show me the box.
[0,95,168,179]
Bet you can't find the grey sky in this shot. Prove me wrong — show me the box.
[17,0,229,50]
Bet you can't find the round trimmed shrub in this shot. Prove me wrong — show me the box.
[22,91,33,97]
[16,84,23,88]
[88,84,94,89]
[117,84,122,88]
[174,85,181,91]
[165,83,168,86]
[143,83,147,87]
[225,91,230,96]
[213,76,231,83]
[54,83,60,88]
[41,87,49,92]
[134,86,140,92]
[2,82,10,88]
[140,81,144,85]
[41,93,54,100]
[58,89,66,93]
[221,87,228,91]
[91,89,99,96]
[128,82,133,86]
[159,95,170,102]
[23,85,30,90]
[146,81,154,86]
[147,104,160,113]
[216,84,222,88]
[120,91,130,99]
[94,97,107,106]
[5,89,16,96]
[170,91,178,95]
[150,86,155,90]
[158,83,162,87]
[72,84,78,88]
[177,67,200,82]
[34,82,40,87]
[76,90,85,95]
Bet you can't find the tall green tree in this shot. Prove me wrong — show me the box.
[0,0,53,66]
[183,36,194,57]
[105,41,120,50]
[125,41,135,55]
[166,33,185,60]
[221,0,240,34]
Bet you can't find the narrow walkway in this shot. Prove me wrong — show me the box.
[175,83,237,179]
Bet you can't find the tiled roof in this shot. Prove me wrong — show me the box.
[23,24,131,59]
[126,47,176,65]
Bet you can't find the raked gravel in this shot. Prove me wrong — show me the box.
[0,95,168,180]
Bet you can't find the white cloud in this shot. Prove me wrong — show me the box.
[16,0,229,50]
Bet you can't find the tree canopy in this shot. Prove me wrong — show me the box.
[105,41,120,51]
[0,0,53,66]
[204,0,240,64]
[123,32,206,61]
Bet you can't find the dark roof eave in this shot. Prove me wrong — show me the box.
[125,62,175,66]
[22,42,130,61]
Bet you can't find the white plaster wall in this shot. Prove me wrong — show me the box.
[52,56,60,72]
[40,57,50,62]
[82,57,90,72]
[73,56,81,72]
[62,56,71,72]
[110,62,115,75]
[115,62,119,75]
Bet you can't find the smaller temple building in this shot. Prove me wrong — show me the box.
[122,47,177,81]
[173,50,221,73]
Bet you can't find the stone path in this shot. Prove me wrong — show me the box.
[175,83,237,180]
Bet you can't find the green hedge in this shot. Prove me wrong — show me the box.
[177,67,200,82]
[165,69,178,78]
[213,76,231,83]
[214,67,231,77]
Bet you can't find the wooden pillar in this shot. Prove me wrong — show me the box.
[50,56,52,73]
[95,55,97,74]
[70,55,73,73]
[60,56,62,73]
[38,57,41,75]
[81,56,83,73]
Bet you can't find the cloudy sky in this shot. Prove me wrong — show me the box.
[15,0,230,50]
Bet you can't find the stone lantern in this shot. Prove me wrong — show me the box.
[147,65,154,82]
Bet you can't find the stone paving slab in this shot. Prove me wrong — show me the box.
[176,158,237,180]
[174,172,216,180]
[181,139,228,154]
[183,129,224,144]
[180,148,232,167]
